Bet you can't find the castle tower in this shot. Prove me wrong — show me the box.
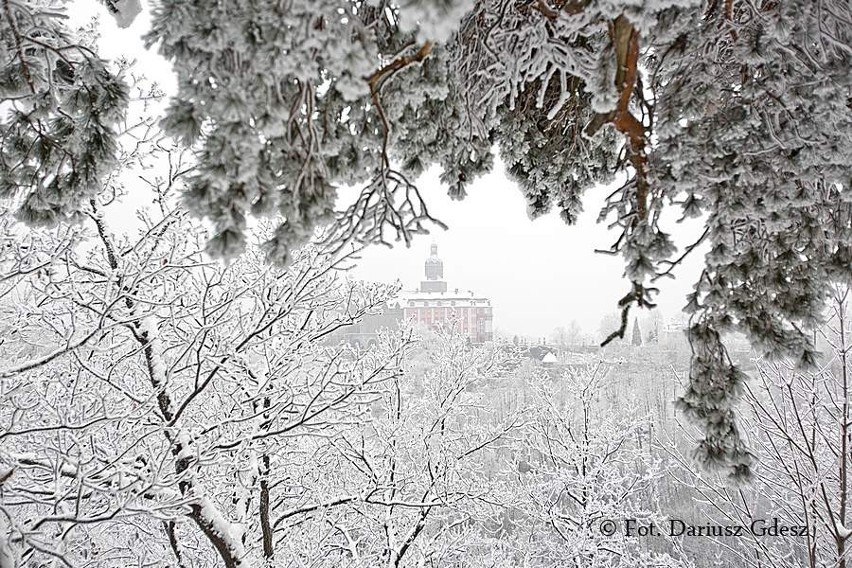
[420,243,448,293]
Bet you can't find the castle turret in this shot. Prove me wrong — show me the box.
[421,243,447,293]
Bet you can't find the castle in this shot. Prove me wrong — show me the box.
[343,244,494,346]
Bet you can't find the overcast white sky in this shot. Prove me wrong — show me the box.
[73,1,708,339]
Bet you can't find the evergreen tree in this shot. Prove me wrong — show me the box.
[631,318,643,347]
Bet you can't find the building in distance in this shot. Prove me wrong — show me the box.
[344,244,494,347]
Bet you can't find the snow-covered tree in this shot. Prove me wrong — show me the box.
[0,192,413,566]
[497,362,688,568]
[552,320,583,347]
[668,285,852,568]
[631,318,642,346]
[262,324,521,568]
[0,94,414,563]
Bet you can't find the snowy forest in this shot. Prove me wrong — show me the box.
[1,0,851,566]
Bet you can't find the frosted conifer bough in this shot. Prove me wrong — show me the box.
[0,0,849,480]
[0,0,128,225]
